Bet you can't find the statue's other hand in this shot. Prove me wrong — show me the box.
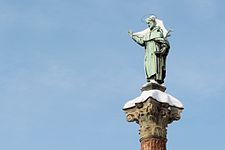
[128,30,133,37]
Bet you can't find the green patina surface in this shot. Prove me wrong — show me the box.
[128,16,170,84]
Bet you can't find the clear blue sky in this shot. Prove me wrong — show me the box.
[0,0,225,150]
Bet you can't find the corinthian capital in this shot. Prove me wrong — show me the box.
[123,97,183,141]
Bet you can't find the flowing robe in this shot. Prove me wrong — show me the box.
[132,26,170,83]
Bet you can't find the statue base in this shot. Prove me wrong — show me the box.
[141,81,166,92]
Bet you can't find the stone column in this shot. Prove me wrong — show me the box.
[123,84,183,150]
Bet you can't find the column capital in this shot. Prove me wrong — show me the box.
[123,97,183,141]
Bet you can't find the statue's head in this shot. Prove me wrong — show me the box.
[145,15,156,29]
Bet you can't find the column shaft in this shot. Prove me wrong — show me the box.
[141,138,166,150]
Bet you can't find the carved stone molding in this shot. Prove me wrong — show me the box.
[123,97,183,141]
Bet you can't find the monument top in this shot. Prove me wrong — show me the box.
[128,16,170,84]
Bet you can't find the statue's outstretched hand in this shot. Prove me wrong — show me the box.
[128,30,133,37]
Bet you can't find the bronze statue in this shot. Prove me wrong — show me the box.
[128,16,170,84]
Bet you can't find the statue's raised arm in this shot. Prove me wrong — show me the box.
[128,15,170,84]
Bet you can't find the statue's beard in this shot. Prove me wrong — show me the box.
[149,25,154,30]
[148,23,155,29]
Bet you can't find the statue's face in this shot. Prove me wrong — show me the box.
[147,20,156,29]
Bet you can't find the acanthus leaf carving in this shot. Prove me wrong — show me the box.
[124,97,183,140]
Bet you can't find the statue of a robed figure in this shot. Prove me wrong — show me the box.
[128,16,170,84]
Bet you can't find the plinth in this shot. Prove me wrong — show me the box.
[123,82,183,150]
